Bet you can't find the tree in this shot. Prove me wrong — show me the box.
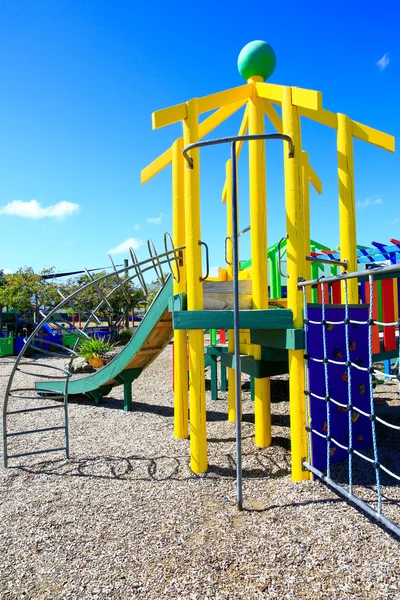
[145,280,162,310]
[0,267,60,322]
[61,271,146,327]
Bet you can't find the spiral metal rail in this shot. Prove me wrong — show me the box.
[2,235,185,468]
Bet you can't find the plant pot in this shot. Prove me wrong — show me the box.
[88,356,104,368]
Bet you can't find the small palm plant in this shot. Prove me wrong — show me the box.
[77,336,116,368]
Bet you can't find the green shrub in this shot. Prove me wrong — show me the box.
[118,328,134,346]
[78,336,116,359]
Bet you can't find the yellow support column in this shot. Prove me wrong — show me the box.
[338,114,358,303]
[182,98,208,473]
[225,159,238,421]
[172,138,189,438]
[248,76,271,448]
[302,151,311,302]
[282,87,310,481]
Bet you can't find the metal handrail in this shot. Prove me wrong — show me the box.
[3,240,185,467]
[163,232,181,283]
[225,226,250,266]
[238,225,250,237]
[182,132,295,512]
[224,236,232,266]
[183,133,295,168]
[199,240,210,281]
[109,254,131,305]
[148,239,166,285]
[298,260,400,288]
[277,236,288,279]
[306,255,347,268]
[129,248,148,295]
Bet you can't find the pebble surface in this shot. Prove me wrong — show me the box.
[1,345,400,599]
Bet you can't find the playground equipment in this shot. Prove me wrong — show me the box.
[301,265,400,535]
[141,40,398,527]
[3,41,399,533]
[2,241,181,467]
[142,39,394,463]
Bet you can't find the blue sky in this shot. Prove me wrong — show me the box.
[0,0,399,279]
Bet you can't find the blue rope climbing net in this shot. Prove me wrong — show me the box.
[300,265,400,536]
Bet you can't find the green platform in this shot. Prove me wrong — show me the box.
[173,308,293,331]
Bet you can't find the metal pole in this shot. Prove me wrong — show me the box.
[304,462,400,537]
[298,261,400,288]
[231,141,243,511]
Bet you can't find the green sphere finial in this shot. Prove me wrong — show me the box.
[237,40,276,81]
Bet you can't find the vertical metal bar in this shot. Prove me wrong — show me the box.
[231,141,243,511]
[3,398,8,468]
[63,388,70,459]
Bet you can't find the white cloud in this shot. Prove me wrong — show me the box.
[147,212,166,225]
[0,199,79,220]
[376,53,390,70]
[133,224,140,230]
[3,268,12,274]
[108,237,143,255]
[356,196,383,209]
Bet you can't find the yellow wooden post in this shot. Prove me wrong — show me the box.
[182,98,207,473]
[302,151,311,302]
[282,87,310,481]
[172,137,189,439]
[225,159,238,421]
[338,114,358,303]
[248,76,271,448]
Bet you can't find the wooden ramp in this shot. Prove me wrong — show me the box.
[203,280,286,310]
[203,280,253,310]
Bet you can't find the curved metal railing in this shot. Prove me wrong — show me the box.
[2,235,184,468]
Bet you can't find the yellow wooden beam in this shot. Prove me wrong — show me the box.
[235,103,249,155]
[255,82,283,103]
[282,86,310,482]
[351,120,395,152]
[172,137,188,440]
[152,102,187,130]
[248,75,271,448]
[263,99,282,131]
[197,83,252,115]
[198,98,247,140]
[291,86,322,111]
[221,104,249,203]
[299,106,338,129]
[145,100,249,186]
[264,100,322,194]
[309,164,322,194]
[152,85,251,130]
[256,82,322,111]
[338,114,358,302]
[299,106,395,152]
[140,146,172,184]
[222,185,227,204]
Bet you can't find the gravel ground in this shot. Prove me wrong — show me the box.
[1,345,400,599]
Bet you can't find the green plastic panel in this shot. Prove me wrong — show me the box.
[173,309,293,331]
[0,337,14,356]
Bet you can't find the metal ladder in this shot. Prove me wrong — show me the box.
[2,235,184,467]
